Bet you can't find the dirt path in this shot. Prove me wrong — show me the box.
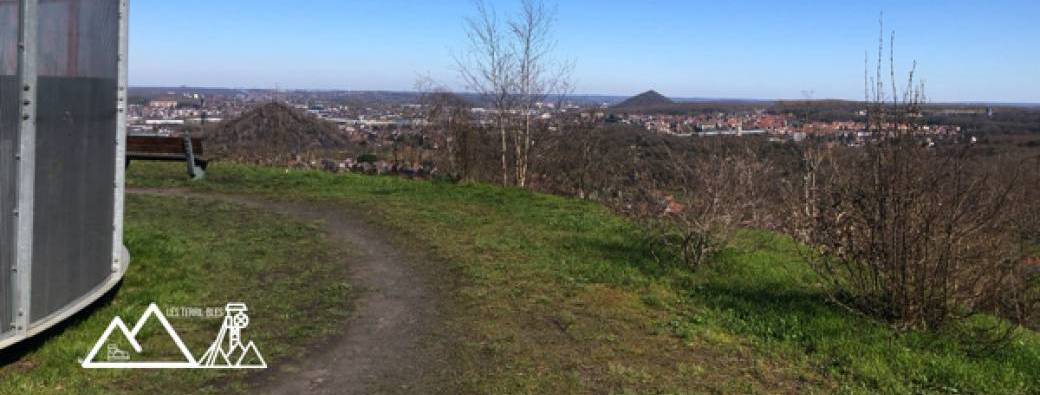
[128,188,448,394]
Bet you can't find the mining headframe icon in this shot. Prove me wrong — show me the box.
[199,303,267,369]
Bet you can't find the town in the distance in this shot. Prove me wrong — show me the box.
[129,86,1040,175]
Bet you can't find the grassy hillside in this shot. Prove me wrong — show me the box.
[125,162,1040,394]
[0,195,349,394]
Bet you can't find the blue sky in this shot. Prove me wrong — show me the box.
[130,0,1040,102]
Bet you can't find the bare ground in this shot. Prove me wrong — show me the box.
[128,188,451,394]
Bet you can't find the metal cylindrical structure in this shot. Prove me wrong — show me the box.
[0,0,128,350]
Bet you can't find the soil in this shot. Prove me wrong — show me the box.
[203,102,353,164]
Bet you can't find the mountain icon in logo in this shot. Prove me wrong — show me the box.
[82,302,267,370]
[81,303,197,369]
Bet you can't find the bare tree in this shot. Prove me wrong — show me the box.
[458,0,571,188]
[458,0,516,186]
[509,0,565,188]
[786,21,1028,331]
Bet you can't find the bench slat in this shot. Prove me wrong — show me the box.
[126,154,209,169]
[127,136,205,155]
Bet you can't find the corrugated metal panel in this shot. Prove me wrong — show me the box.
[0,0,20,338]
[30,78,117,321]
[29,0,119,322]
[0,0,126,350]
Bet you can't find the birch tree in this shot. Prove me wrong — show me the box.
[458,0,515,186]
[510,0,556,188]
[459,0,570,188]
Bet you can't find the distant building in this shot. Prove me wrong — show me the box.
[144,119,185,126]
[148,96,179,109]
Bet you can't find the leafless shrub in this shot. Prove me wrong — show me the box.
[629,138,774,268]
[786,22,1030,330]
[1016,155,1040,247]
[532,113,613,198]
[416,78,479,181]
[1003,154,1040,329]
[793,140,1028,329]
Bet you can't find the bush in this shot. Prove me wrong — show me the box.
[789,135,1029,330]
[1005,155,1040,328]
[636,138,775,269]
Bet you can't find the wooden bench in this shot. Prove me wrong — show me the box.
[126,135,209,179]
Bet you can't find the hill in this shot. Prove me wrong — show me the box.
[204,102,351,164]
[612,90,674,110]
[608,90,767,114]
[124,163,1040,394]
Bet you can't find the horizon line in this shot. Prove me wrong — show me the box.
[126,85,1040,106]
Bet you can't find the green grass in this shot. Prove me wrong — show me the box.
[126,162,1040,394]
[0,194,349,394]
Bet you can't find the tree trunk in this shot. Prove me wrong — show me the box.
[500,120,509,186]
